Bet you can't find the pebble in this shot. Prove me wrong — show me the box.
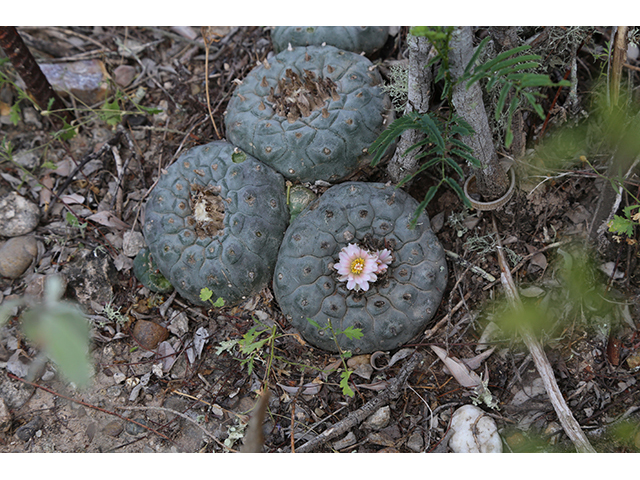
[332,431,357,450]
[406,430,424,452]
[0,235,38,278]
[13,150,39,169]
[122,230,145,257]
[15,415,43,441]
[449,404,502,453]
[114,65,137,88]
[125,417,148,435]
[0,397,12,433]
[102,420,124,437]
[364,405,391,431]
[40,60,108,105]
[62,247,116,308]
[132,319,169,350]
[0,192,40,237]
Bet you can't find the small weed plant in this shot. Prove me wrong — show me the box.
[370,26,570,224]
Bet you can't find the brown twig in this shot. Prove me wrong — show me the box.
[0,26,73,125]
[6,372,173,443]
[201,27,221,140]
[290,351,423,453]
[491,215,596,453]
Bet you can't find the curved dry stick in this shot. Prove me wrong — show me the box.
[491,215,596,453]
[291,351,423,453]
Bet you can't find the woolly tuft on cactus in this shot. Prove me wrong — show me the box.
[224,45,394,184]
[143,141,289,306]
[273,182,448,354]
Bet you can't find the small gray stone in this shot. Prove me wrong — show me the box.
[364,406,391,431]
[0,397,12,433]
[122,230,145,257]
[406,430,424,452]
[102,420,123,437]
[15,415,43,441]
[332,431,357,450]
[125,417,148,435]
[14,150,39,169]
[0,192,40,237]
[0,235,38,278]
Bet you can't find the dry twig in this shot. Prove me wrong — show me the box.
[491,214,596,453]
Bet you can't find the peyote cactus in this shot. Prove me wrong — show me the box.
[273,182,448,354]
[224,45,394,184]
[271,26,389,56]
[143,141,289,306]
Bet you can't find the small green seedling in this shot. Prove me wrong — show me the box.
[608,205,640,244]
[307,318,363,397]
[199,287,225,307]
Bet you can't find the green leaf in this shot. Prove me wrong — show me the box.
[491,54,541,75]
[22,280,92,387]
[307,318,322,329]
[443,155,465,178]
[608,215,634,237]
[340,370,355,397]
[409,185,439,228]
[444,176,467,204]
[340,326,364,341]
[463,37,491,76]
[495,82,513,120]
[200,287,213,302]
[9,103,21,126]
[99,97,122,126]
[417,113,446,151]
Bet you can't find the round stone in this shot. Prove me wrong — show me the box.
[0,192,40,237]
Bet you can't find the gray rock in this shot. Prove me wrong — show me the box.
[332,431,357,450]
[0,192,40,237]
[406,430,424,452]
[0,397,12,433]
[62,247,116,309]
[0,235,38,278]
[15,415,43,441]
[13,150,39,169]
[102,420,124,437]
[364,406,391,431]
[122,230,145,257]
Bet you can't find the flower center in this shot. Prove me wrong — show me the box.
[350,258,365,274]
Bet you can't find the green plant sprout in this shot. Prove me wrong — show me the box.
[0,276,93,387]
[65,211,88,238]
[370,27,570,222]
[306,318,363,397]
[199,287,225,307]
[608,205,640,243]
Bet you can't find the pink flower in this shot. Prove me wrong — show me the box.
[334,243,378,291]
[373,248,393,274]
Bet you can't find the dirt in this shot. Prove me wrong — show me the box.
[1,26,640,453]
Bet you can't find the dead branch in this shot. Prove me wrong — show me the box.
[491,215,596,453]
[291,351,423,453]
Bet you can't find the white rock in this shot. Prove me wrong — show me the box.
[449,404,502,453]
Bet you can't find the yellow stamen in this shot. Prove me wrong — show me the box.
[350,258,365,274]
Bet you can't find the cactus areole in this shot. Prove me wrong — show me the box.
[224,45,394,183]
[273,182,448,353]
[143,141,289,306]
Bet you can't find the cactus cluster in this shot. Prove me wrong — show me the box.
[140,28,449,354]
[224,45,394,183]
[143,141,289,306]
[273,182,448,354]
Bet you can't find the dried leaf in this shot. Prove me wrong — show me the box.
[431,345,481,388]
[355,380,390,391]
[388,348,415,368]
[85,211,130,230]
[157,341,177,372]
[461,347,496,370]
[277,382,322,396]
